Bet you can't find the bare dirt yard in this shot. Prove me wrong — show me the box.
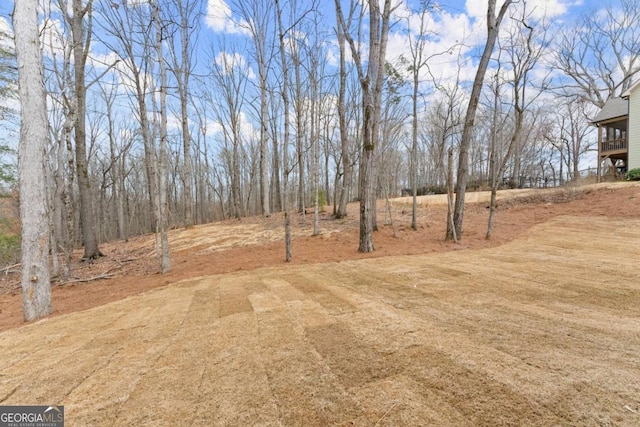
[1,182,640,425]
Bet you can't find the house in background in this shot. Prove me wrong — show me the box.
[593,80,640,180]
[593,97,628,179]
[622,80,640,172]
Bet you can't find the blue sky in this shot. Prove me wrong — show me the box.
[0,0,610,91]
[0,1,609,65]
[0,0,624,173]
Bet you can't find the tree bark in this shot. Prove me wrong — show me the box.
[171,0,196,228]
[336,0,393,252]
[275,0,291,261]
[154,1,171,273]
[14,0,52,321]
[446,147,457,242]
[448,0,513,241]
[359,0,392,252]
[334,4,350,219]
[259,59,270,217]
[71,0,102,259]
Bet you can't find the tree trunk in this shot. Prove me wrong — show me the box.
[71,0,102,259]
[231,141,243,219]
[275,0,291,261]
[446,147,457,242]
[411,68,418,230]
[179,11,194,228]
[448,0,513,241]
[270,122,282,212]
[293,52,306,214]
[14,0,52,321]
[259,67,270,217]
[358,0,392,252]
[335,10,350,219]
[358,144,375,252]
[154,2,171,273]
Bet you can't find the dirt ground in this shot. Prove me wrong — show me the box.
[1,182,639,425]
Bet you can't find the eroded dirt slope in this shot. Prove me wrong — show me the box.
[2,182,639,332]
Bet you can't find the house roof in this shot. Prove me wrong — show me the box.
[592,97,628,123]
[622,79,640,98]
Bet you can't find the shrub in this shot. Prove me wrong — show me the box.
[316,189,327,211]
[0,233,20,267]
[626,168,640,181]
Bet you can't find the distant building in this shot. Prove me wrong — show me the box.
[593,97,628,179]
[593,81,640,180]
[622,80,640,172]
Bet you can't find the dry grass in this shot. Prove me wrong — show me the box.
[1,213,639,425]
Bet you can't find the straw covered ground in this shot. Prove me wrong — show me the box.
[0,183,639,425]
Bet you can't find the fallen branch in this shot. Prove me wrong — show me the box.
[374,402,398,427]
[3,263,20,275]
[62,274,115,284]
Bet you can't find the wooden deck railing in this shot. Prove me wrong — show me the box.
[601,138,627,153]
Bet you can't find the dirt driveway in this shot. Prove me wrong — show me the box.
[1,211,639,425]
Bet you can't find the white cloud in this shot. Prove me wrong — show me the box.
[210,110,258,146]
[0,17,13,50]
[466,0,569,21]
[214,51,256,80]
[39,18,68,60]
[384,5,480,85]
[205,0,249,35]
[88,50,120,69]
[0,16,11,35]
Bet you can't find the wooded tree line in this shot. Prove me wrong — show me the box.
[6,0,640,318]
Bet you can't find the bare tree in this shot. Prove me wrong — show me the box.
[209,44,249,220]
[401,1,439,230]
[290,21,309,215]
[333,0,352,219]
[230,0,273,217]
[556,98,593,180]
[553,0,640,108]
[336,0,395,252]
[67,0,103,259]
[98,78,129,241]
[166,0,201,228]
[153,0,171,273]
[43,19,77,278]
[447,0,514,241]
[505,3,550,189]
[486,71,508,240]
[275,0,292,261]
[14,0,52,320]
[487,3,551,239]
[97,0,158,234]
[423,74,464,188]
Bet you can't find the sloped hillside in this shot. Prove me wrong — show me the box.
[0,211,639,425]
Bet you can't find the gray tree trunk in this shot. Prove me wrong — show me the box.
[360,0,392,252]
[293,49,306,215]
[71,0,102,259]
[167,0,197,228]
[259,67,271,217]
[336,0,393,252]
[14,0,52,321]
[154,2,171,273]
[275,0,291,261]
[334,3,350,219]
[448,0,514,241]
